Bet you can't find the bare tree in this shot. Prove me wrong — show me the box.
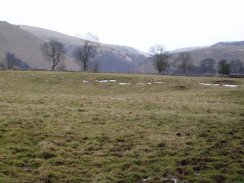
[0,62,5,70]
[200,58,216,74]
[5,52,14,69]
[41,40,65,71]
[218,59,230,75]
[229,59,244,74]
[175,52,193,74]
[150,45,170,74]
[73,32,99,71]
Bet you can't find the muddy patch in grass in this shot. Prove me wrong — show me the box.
[174,85,187,90]
[213,80,238,85]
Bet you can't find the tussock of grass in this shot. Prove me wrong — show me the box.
[0,71,243,182]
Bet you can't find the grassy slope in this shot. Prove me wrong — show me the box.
[0,71,243,183]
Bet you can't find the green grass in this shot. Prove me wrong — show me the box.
[0,71,243,183]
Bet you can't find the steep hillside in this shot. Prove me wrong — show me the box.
[20,25,82,45]
[20,25,146,72]
[0,21,49,69]
[0,21,79,70]
[0,22,146,72]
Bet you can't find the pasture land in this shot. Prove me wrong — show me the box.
[0,71,243,182]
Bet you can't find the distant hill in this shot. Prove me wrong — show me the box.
[187,41,244,65]
[20,25,147,72]
[0,21,146,72]
[170,46,204,53]
[212,41,244,47]
[1,21,243,73]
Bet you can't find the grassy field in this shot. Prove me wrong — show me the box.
[0,71,243,183]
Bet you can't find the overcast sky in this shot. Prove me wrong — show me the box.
[1,0,244,52]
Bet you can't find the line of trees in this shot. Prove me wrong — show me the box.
[150,45,244,75]
[1,40,243,75]
[40,32,99,72]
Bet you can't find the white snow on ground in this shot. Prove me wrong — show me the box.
[200,83,219,86]
[118,82,131,85]
[136,82,145,85]
[92,80,166,85]
[83,80,239,88]
[223,84,237,88]
[200,83,211,86]
[142,178,152,182]
[200,83,238,88]
[162,177,178,183]
[96,80,116,83]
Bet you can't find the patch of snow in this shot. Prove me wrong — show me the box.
[223,84,237,88]
[148,82,152,85]
[200,83,219,86]
[142,177,151,182]
[200,83,238,88]
[96,80,116,83]
[200,83,212,86]
[172,178,178,183]
[162,176,178,183]
[82,80,89,83]
[154,81,163,84]
[136,82,145,85]
[118,82,130,85]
